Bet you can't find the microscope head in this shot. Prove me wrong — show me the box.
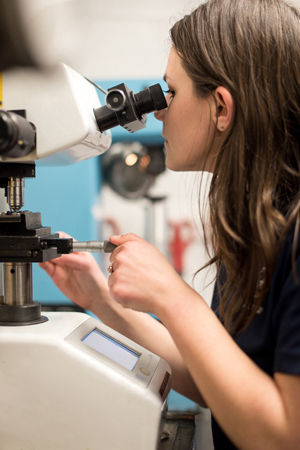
[0,63,112,165]
[0,65,167,167]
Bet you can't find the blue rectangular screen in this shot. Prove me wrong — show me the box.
[82,328,140,371]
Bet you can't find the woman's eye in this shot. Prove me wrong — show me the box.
[164,89,175,105]
[164,89,175,98]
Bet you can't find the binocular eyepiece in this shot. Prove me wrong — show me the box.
[94,83,167,134]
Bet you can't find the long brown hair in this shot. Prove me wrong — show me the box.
[171,0,300,333]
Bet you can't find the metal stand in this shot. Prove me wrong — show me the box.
[0,261,48,326]
[0,163,115,327]
[0,163,49,326]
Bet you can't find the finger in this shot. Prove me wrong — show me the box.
[107,273,118,296]
[42,253,94,271]
[38,261,55,277]
[107,277,125,308]
[109,233,143,245]
[56,231,77,241]
[109,245,122,263]
[109,233,144,263]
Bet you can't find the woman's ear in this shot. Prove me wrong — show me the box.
[213,87,234,132]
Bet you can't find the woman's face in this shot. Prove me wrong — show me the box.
[155,48,221,172]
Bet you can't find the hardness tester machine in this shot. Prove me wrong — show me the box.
[0,62,170,450]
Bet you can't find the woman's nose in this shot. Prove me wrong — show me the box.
[154,108,166,122]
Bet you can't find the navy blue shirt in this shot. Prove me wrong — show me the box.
[211,226,300,449]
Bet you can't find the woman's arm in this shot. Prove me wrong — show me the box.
[161,290,300,450]
[108,233,300,450]
[38,232,206,406]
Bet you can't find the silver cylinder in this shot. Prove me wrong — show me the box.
[7,177,25,211]
[72,241,106,252]
[3,262,33,306]
[71,240,116,253]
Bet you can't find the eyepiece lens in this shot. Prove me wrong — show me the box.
[134,84,167,116]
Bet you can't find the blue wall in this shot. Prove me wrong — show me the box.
[26,158,100,304]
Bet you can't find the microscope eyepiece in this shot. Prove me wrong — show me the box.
[94,83,167,133]
[134,84,167,117]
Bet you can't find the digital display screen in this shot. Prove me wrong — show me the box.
[82,328,140,371]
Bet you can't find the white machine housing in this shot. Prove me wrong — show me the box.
[0,312,171,450]
[0,63,111,164]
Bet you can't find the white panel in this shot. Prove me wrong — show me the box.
[48,0,204,79]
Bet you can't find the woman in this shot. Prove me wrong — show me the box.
[39,0,300,448]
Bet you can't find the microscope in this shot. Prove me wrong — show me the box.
[0,62,166,326]
[0,63,171,450]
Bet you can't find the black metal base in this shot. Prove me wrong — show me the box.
[0,301,48,326]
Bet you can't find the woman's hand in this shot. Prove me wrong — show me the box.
[108,233,192,317]
[38,232,109,311]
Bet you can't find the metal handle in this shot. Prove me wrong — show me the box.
[71,240,116,253]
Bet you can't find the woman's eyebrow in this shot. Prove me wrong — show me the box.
[163,74,174,87]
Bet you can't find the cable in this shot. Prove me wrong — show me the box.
[83,76,107,95]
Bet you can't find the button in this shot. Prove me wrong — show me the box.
[140,367,150,376]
